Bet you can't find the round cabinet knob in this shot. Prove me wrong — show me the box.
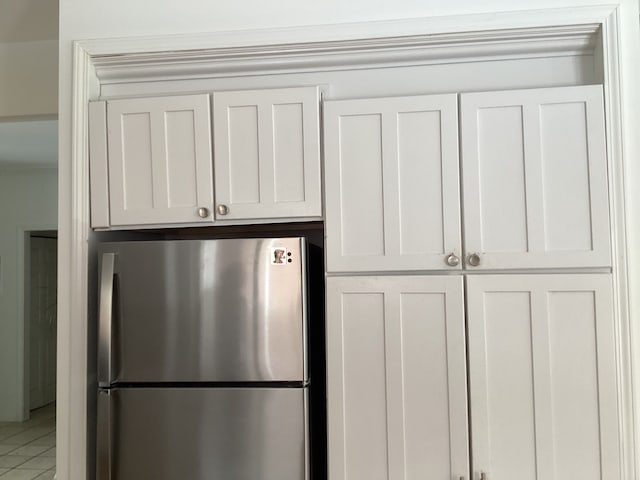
[467,253,481,267]
[445,253,460,267]
[197,207,209,218]
[216,204,229,216]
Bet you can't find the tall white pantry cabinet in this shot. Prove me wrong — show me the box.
[324,85,619,480]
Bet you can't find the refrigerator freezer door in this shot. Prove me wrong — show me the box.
[99,238,307,383]
[99,387,308,480]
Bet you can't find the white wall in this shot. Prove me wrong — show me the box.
[0,40,58,118]
[0,169,57,421]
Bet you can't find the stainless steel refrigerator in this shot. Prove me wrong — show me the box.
[96,237,311,480]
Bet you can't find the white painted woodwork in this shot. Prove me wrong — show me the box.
[29,237,57,410]
[89,101,110,229]
[461,85,611,269]
[327,275,468,480]
[106,94,214,226]
[467,274,620,480]
[324,94,461,272]
[64,10,638,480]
[213,87,321,220]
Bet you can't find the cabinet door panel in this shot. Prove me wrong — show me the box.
[468,289,538,479]
[273,103,305,202]
[324,94,461,272]
[336,113,385,257]
[341,292,389,480]
[327,276,468,480]
[461,85,611,269]
[107,94,213,226]
[467,274,619,480]
[474,105,529,253]
[226,105,260,204]
[213,87,321,220]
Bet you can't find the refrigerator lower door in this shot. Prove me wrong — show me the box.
[97,387,308,480]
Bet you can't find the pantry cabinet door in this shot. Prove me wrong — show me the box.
[460,85,611,270]
[213,87,321,221]
[326,276,468,480]
[467,274,619,480]
[324,94,462,273]
[107,94,214,226]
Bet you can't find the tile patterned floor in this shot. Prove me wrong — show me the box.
[0,404,55,479]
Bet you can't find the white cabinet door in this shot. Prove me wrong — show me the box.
[460,85,611,269]
[324,94,462,273]
[326,275,468,480]
[212,87,321,220]
[107,94,214,226]
[467,274,619,480]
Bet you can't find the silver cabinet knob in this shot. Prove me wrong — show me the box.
[197,207,209,218]
[216,204,229,216]
[479,472,487,480]
[467,253,481,267]
[446,253,460,267]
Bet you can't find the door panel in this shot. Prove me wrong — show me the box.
[326,275,468,480]
[460,85,611,269]
[467,274,620,480]
[213,87,322,220]
[107,94,214,226]
[29,236,57,410]
[324,94,461,272]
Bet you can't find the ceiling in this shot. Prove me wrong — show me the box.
[0,0,58,168]
[0,0,58,43]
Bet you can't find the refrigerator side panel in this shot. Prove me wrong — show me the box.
[107,387,308,480]
[101,238,307,383]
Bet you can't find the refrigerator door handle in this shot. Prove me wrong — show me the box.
[98,252,116,387]
[96,390,112,480]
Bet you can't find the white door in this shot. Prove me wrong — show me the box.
[324,94,462,273]
[460,85,610,270]
[212,87,322,220]
[107,94,214,226]
[467,274,620,480]
[29,236,57,410]
[326,275,468,480]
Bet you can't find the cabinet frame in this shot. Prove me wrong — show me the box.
[67,11,637,480]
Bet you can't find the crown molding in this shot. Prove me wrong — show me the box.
[89,23,600,84]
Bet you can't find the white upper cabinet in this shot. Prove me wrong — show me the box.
[324,94,462,273]
[326,275,469,480]
[105,94,214,226]
[467,274,619,480]
[212,87,322,221]
[460,85,611,269]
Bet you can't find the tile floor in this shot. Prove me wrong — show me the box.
[0,404,55,479]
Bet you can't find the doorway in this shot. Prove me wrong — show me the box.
[27,232,57,412]
[0,230,57,478]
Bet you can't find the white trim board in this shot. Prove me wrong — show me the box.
[62,5,638,479]
[91,24,600,84]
